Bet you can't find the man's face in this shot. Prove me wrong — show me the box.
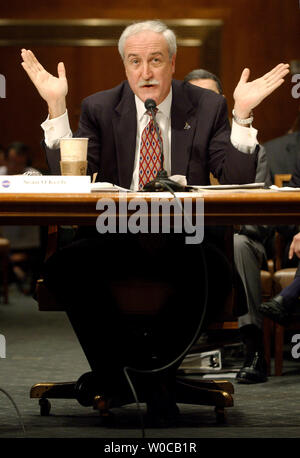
[123,31,176,106]
[7,149,26,175]
[188,78,220,94]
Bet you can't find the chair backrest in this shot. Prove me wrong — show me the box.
[274,173,292,188]
[209,172,219,186]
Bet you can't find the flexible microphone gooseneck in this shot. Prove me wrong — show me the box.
[142,99,186,193]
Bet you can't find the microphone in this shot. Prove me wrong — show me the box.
[142,99,186,193]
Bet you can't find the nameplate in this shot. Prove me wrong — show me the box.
[0,175,91,193]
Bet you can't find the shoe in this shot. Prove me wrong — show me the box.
[236,351,268,384]
[258,295,291,325]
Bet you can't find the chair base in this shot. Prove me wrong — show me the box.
[30,375,234,424]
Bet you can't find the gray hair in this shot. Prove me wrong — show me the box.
[184,69,223,95]
[118,20,177,60]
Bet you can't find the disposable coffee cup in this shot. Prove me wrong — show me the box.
[60,161,87,176]
[60,137,88,161]
[60,137,88,175]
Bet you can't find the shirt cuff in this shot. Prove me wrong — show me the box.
[230,119,258,154]
[41,110,72,149]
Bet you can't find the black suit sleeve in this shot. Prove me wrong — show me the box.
[289,154,300,187]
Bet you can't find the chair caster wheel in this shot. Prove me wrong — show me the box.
[215,407,226,424]
[75,372,100,407]
[39,398,51,416]
[93,395,115,426]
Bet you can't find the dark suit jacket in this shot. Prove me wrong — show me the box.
[289,148,300,187]
[264,131,300,184]
[267,133,300,265]
[45,79,258,188]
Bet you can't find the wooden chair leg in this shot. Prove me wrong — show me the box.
[263,317,273,376]
[2,254,9,304]
[275,323,284,376]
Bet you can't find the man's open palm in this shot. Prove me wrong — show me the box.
[233,63,289,116]
[21,49,68,104]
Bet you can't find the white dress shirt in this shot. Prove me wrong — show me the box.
[41,88,258,191]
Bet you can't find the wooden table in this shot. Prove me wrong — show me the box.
[4,188,294,417]
[0,189,299,225]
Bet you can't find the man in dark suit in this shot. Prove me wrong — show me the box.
[21,22,288,189]
[264,131,300,184]
[259,155,300,324]
[21,20,289,421]
[184,68,272,384]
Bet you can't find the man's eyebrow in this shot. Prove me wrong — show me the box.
[126,51,164,58]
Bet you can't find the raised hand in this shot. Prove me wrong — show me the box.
[233,63,290,119]
[289,232,300,260]
[21,49,68,118]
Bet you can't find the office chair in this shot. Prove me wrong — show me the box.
[30,225,234,425]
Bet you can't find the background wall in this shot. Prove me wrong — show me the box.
[0,0,299,170]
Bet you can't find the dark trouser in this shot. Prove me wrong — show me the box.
[279,260,300,307]
[42,230,233,396]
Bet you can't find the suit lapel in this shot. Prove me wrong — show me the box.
[112,83,137,189]
[170,81,196,176]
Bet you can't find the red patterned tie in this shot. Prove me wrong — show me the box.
[138,110,163,190]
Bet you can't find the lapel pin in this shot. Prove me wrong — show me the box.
[184,122,191,130]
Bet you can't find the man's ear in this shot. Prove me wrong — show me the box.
[171,54,176,74]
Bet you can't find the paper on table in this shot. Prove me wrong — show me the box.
[269,185,300,191]
[169,175,187,186]
[90,182,131,192]
[192,182,265,190]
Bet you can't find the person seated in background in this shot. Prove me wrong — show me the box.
[0,142,41,294]
[184,68,273,383]
[0,144,7,174]
[262,105,300,266]
[263,117,300,184]
[259,156,300,324]
[5,141,39,175]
